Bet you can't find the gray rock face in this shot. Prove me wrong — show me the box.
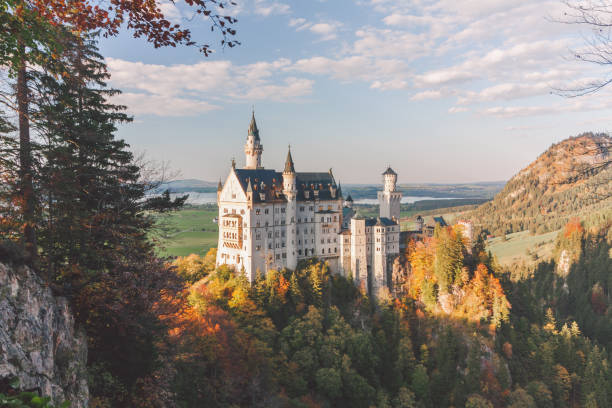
[0,262,88,407]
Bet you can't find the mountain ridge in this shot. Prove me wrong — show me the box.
[469,132,612,235]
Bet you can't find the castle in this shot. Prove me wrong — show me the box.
[216,113,402,297]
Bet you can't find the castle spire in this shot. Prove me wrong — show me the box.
[284,145,295,174]
[248,110,260,141]
[245,110,263,169]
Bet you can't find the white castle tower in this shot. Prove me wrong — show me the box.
[378,167,401,221]
[283,146,298,270]
[244,111,263,169]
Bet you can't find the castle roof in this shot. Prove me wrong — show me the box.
[345,194,353,202]
[232,168,340,203]
[248,111,260,141]
[366,217,397,227]
[284,147,295,174]
[382,167,397,176]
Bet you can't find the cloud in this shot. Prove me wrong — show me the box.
[309,23,339,40]
[113,93,220,116]
[107,57,312,116]
[254,0,290,16]
[411,90,445,101]
[290,55,410,88]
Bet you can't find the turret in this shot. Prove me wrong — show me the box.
[244,111,263,169]
[282,146,297,198]
[217,179,223,201]
[383,167,397,192]
[283,146,298,270]
[378,166,401,221]
[344,194,354,209]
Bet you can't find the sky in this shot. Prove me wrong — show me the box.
[99,0,612,184]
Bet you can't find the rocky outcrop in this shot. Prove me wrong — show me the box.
[0,262,88,407]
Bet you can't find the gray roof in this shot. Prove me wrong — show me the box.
[382,167,397,176]
[433,216,447,226]
[248,112,260,141]
[345,194,353,202]
[365,217,397,227]
[232,168,339,203]
[284,148,295,173]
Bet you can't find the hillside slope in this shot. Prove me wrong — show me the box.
[470,133,611,235]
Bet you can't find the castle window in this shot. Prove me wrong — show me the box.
[265,221,269,227]
[282,242,285,248]
[300,206,304,211]
[232,194,236,199]
[276,254,280,260]
[276,243,280,248]
[334,247,337,253]
[241,209,245,215]
[256,209,260,215]
[282,253,286,259]
[265,209,269,214]
[256,234,261,240]
[328,248,331,253]
[298,218,301,223]
[298,249,302,255]
[281,208,285,213]
[268,243,272,249]
[282,231,285,237]
[275,231,279,237]
[321,239,324,244]
[256,221,260,227]
[309,206,314,211]
[224,208,228,213]
[256,245,261,250]
[320,217,324,222]
[321,249,324,255]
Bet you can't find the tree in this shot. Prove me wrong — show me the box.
[0,0,238,261]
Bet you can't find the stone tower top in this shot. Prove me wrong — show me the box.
[284,145,295,174]
[382,166,397,192]
[244,111,263,169]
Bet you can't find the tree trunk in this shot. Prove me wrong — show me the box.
[17,48,37,263]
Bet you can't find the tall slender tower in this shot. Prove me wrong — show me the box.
[244,112,263,169]
[378,167,401,220]
[283,146,298,270]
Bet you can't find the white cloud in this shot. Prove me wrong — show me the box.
[309,23,339,40]
[254,0,290,16]
[107,57,312,116]
[411,90,445,101]
[113,93,220,116]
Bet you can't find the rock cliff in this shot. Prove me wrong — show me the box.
[0,261,88,407]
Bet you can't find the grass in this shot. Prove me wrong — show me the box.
[153,205,219,257]
[486,229,560,266]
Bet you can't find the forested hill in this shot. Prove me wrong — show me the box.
[469,133,611,235]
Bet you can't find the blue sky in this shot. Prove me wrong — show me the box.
[99,0,612,184]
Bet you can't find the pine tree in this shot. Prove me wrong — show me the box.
[31,34,184,406]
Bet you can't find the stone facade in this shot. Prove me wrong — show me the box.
[216,114,401,297]
[0,262,89,407]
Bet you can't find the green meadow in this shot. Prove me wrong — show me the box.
[153,205,219,257]
[486,229,560,266]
